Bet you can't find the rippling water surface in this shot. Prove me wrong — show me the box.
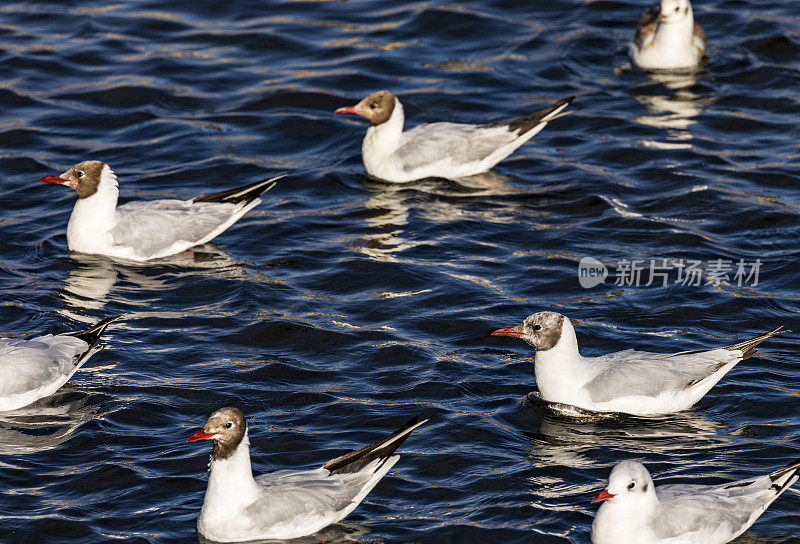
[1,0,800,542]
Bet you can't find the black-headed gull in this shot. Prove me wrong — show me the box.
[591,458,800,544]
[491,311,784,416]
[0,315,120,411]
[187,407,427,542]
[335,90,574,183]
[39,161,285,261]
[630,0,706,70]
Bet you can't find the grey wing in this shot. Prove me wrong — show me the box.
[112,199,241,256]
[653,477,776,539]
[634,6,660,50]
[248,468,372,528]
[584,348,740,403]
[0,336,88,397]
[394,122,515,172]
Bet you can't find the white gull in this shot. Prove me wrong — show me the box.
[336,90,574,183]
[187,407,427,542]
[491,311,784,416]
[40,160,285,261]
[0,315,119,411]
[592,458,800,544]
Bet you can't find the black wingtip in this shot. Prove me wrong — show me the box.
[483,95,576,135]
[62,314,122,346]
[322,415,429,475]
[560,94,578,106]
[769,457,800,493]
[192,173,288,205]
[778,457,800,474]
[62,314,122,367]
[728,326,787,360]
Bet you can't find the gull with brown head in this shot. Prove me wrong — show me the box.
[491,311,784,416]
[40,161,285,261]
[187,408,428,542]
[336,90,575,183]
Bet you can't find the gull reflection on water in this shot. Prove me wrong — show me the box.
[58,244,242,317]
[527,395,728,472]
[0,387,101,455]
[633,71,715,149]
[358,182,416,263]
[358,172,522,262]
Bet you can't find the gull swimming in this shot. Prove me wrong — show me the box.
[187,407,428,542]
[40,161,285,261]
[491,311,783,416]
[0,315,120,411]
[592,458,800,543]
[336,90,574,183]
[630,0,706,70]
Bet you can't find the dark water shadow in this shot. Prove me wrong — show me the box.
[197,522,373,544]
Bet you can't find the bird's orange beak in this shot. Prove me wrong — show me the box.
[187,430,217,442]
[591,489,615,503]
[491,326,523,337]
[38,174,68,184]
[335,106,360,115]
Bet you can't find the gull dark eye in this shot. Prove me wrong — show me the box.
[370,103,378,110]
[76,170,84,178]
[628,482,636,490]
[225,421,233,429]
[533,324,542,331]
[674,5,679,11]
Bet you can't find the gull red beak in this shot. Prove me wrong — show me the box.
[591,489,615,503]
[38,175,68,184]
[335,106,360,115]
[491,326,524,337]
[187,430,217,442]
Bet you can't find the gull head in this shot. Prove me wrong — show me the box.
[659,0,692,24]
[335,90,396,127]
[491,311,568,352]
[592,460,656,505]
[38,160,113,200]
[187,406,247,461]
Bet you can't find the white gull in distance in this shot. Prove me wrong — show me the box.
[0,315,119,411]
[40,161,285,261]
[491,311,784,416]
[591,458,800,544]
[336,90,574,183]
[187,407,428,542]
[630,0,706,70]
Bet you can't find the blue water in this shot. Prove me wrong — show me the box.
[1,0,799,542]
